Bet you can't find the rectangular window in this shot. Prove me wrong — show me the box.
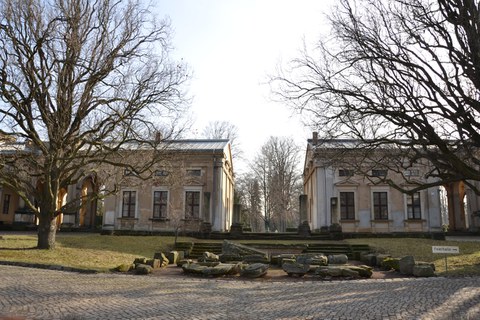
[185,191,200,219]
[373,192,388,220]
[404,169,420,177]
[3,194,10,214]
[407,192,421,219]
[122,191,136,218]
[153,191,168,218]
[339,169,354,177]
[340,192,355,220]
[372,169,387,177]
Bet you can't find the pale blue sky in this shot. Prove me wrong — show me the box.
[152,0,334,172]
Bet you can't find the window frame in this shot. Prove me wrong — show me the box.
[121,190,137,218]
[152,189,169,219]
[339,169,354,177]
[184,188,202,220]
[371,169,387,177]
[404,169,420,177]
[3,194,11,215]
[339,191,355,220]
[406,192,422,220]
[372,191,389,220]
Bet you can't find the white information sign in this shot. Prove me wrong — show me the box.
[432,246,460,254]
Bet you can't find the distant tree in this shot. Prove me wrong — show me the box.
[236,173,263,231]
[250,137,301,232]
[202,120,243,160]
[0,0,190,249]
[271,0,480,194]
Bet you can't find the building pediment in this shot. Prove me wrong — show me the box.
[334,179,360,187]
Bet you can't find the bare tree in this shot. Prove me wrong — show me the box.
[250,137,301,232]
[236,173,263,231]
[202,120,243,160]
[0,0,190,249]
[271,0,480,194]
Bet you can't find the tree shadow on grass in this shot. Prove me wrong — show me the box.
[0,247,38,250]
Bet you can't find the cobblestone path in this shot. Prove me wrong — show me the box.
[0,265,479,319]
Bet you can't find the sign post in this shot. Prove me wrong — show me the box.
[432,246,460,272]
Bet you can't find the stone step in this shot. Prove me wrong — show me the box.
[189,243,223,258]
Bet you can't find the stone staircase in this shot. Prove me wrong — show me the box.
[173,241,224,259]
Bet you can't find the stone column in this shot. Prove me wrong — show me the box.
[203,192,211,223]
[299,194,308,223]
[232,203,241,224]
[230,204,243,237]
[298,195,311,237]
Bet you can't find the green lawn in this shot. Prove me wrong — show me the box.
[0,233,478,276]
[0,233,191,272]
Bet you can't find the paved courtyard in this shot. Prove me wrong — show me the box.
[0,265,479,319]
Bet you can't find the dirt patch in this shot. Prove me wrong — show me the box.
[151,263,409,282]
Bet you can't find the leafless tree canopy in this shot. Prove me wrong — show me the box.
[248,137,301,232]
[202,120,242,160]
[0,0,190,248]
[235,173,263,232]
[271,0,480,193]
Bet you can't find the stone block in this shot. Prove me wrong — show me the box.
[147,259,161,269]
[202,263,235,277]
[341,268,359,278]
[282,262,310,277]
[281,258,296,266]
[310,256,328,266]
[182,262,208,275]
[381,257,400,271]
[361,253,377,266]
[417,261,436,271]
[134,257,148,265]
[315,265,372,279]
[276,254,296,266]
[198,251,220,263]
[375,254,392,267]
[328,254,348,265]
[348,265,373,278]
[413,265,435,277]
[242,254,270,264]
[315,266,343,277]
[198,261,220,267]
[167,251,179,265]
[135,264,153,275]
[296,253,327,266]
[115,263,133,273]
[219,254,243,263]
[152,252,169,268]
[240,263,269,278]
[399,255,415,275]
[177,259,193,268]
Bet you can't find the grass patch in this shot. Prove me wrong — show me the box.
[0,233,193,272]
[345,238,480,276]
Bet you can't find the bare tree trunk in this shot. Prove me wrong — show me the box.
[37,213,57,250]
